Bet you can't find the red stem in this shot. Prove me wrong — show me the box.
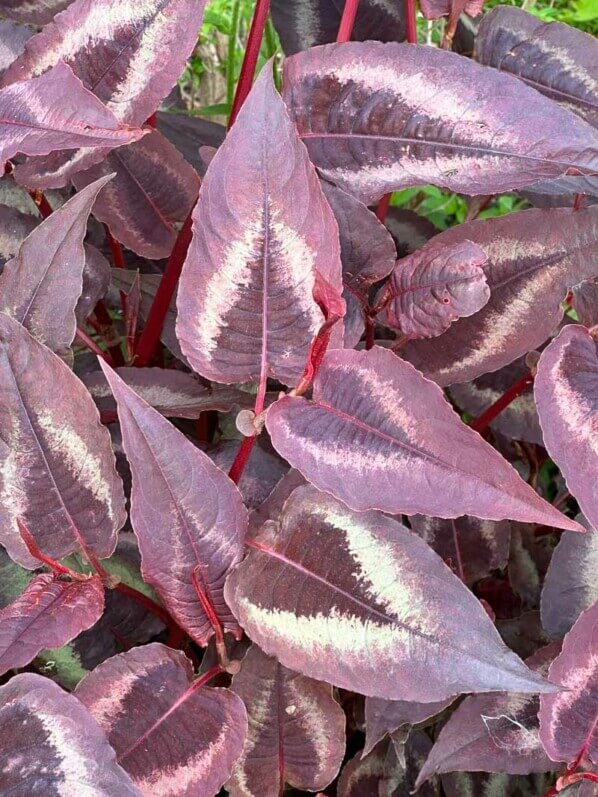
[365,316,375,350]
[405,0,418,43]
[113,581,174,629]
[28,190,54,219]
[376,193,392,222]
[469,372,534,433]
[336,0,361,43]
[94,300,125,366]
[17,518,84,579]
[228,434,257,485]
[191,565,229,666]
[75,327,113,364]
[146,113,157,128]
[192,664,225,690]
[134,213,194,367]
[228,0,271,128]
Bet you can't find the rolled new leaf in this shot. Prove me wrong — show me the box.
[382,239,489,339]
[75,644,247,797]
[99,360,247,645]
[176,63,344,387]
[0,62,143,172]
[2,0,210,187]
[282,42,598,202]
[227,644,346,796]
[476,6,598,127]
[534,325,598,530]
[0,573,104,676]
[539,602,598,764]
[225,485,556,701]
[0,314,126,568]
[403,207,598,385]
[0,673,142,795]
[0,175,113,354]
[266,347,582,529]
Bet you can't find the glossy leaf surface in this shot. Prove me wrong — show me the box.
[99,361,247,644]
[539,602,598,764]
[225,485,555,701]
[282,42,598,203]
[535,325,598,530]
[0,573,104,676]
[227,643,345,796]
[0,314,126,568]
[476,6,598,127]
[0,673,142,795]
[382,239,489,339]
[266,347,581,528]
[0,176,112,353]
[75,643,247,797]
[364,696,452,756]
[403,208,598,385]
[177,65,344,387]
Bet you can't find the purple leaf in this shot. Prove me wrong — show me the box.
[0,313,126,568]
[539,601,598,764]
[541,517,598,638]
[248,468,306,536]
[535,324,598,529]
[282,42,598,203]
[0,19,32,76]
[419,0,483,19]
[450,357,543,445]
[476,6,598,127]
[176,64,344,387]
[381,239,489,339]
[415,643,561,786]
[573,280,598,327]
[156,111,225,173]
[266,347,581,528]
[225,484,556,701]
[440,771,529,796]
[77,244,111,324]
[206,440,287,510]
[337,742,389,797]
[227,643,345,796]
[0,0,73,25]
[409,515,511,585]
[498,611,552,661]
[0,61,143,174]
[75,643,247,797]
[384,207,437,259]
[83,366,254,420]
[364,696,453,756]
[2,0,209,187]
[0,176,112,354]
[321,180,396,347]
[0,572,104,676]
[403,207,598,386]
[0,203,37,266]
[271,0,406,55]
[98,360,247,645]
[72,130,200,259]
[0,672,142,795]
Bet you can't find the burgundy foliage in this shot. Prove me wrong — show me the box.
[0,2,596,794]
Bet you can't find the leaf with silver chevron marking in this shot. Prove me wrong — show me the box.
[403,207,598,386]
[98,360,247,645]
[71,130,199,259]
[265,347,582,529]
[415,643,561,787]
[0,673,142,796]
[0,61,144,174]
[75,643,247,797]
[440,771,530,796]
[176,64,344,387]
[409,515,511,585]
[271,0,406,56]
[82,367,254,420]
[541,516,598,638]
[0,314,126,569]
[0,573,104,676]
[534,325,598,530]
[539,601,598,764]
[0,19,32,76]
[0,175,112,354]
[225,484,557,701]
[364,695,453,757]
[2,0,209,187]
[450,357,543,445]
[419,0,483,20]
[475,7,598,127]
[0,0,72,25]
[321,180,396,347]
[281,42,598,203]
[381,239,489,339]
[227,643,345,797]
